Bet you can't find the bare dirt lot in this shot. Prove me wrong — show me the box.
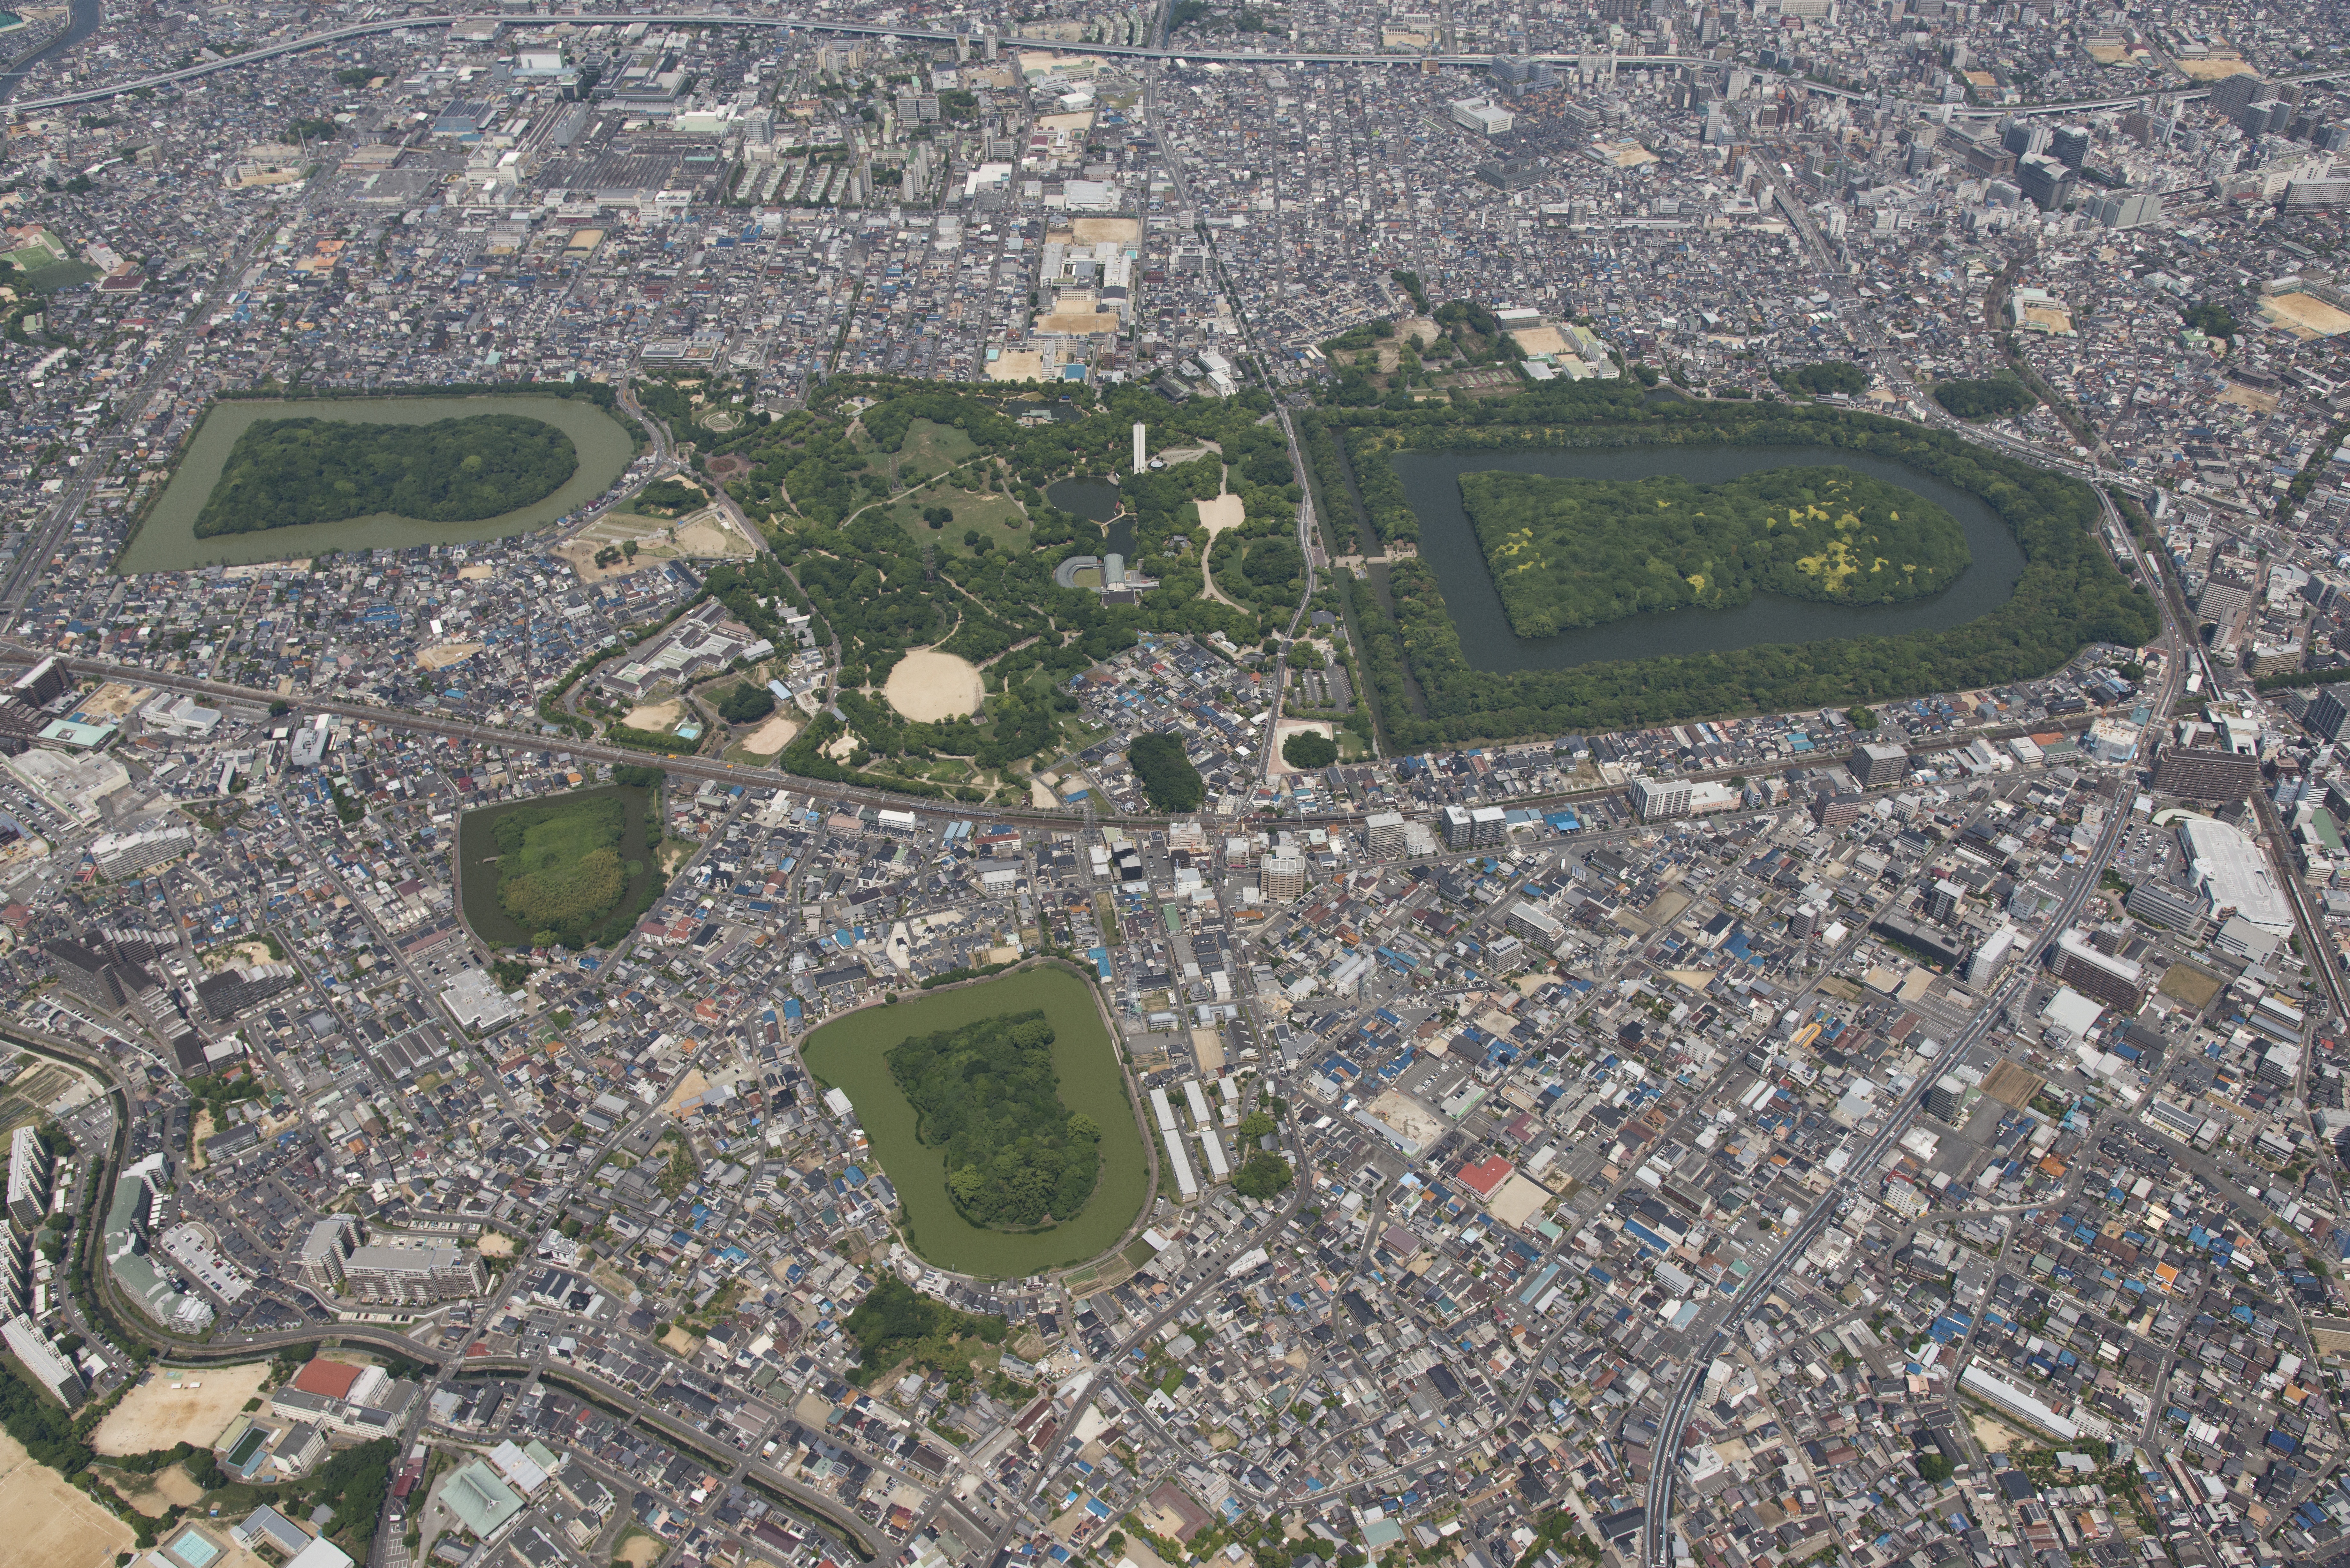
[1194,490,1245,539]
[93,1362,272,1455]
[2263,291,2350,339]
[738,712,800,756]
[0,1430,136,1568]
[97,1462,207,1515]
[476,1232,516,1258]
[1068,217,1142,245]
[617,1530,664,1568]
[884,650,984,722]
[2176,57,2250,79]
[623,700,682,732]
[417,641,485,671]
[661,1068,713,1117]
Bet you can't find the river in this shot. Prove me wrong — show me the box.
[0,0,100,103]
[119,394,639,573]
[1397,445,2026,675]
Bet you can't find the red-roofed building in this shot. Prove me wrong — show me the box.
[291,1358,362,1400]
[1456,1155,1513,1198]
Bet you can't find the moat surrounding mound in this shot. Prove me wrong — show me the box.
[889,1008,1102,1229]
[193,412,579,537]
[1457,464,1969,639]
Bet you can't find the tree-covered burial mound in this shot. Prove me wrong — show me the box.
[492,794,640,946]
[1459,464,1970,639]
[193,413,579,537]
[887,1009,1103,1229]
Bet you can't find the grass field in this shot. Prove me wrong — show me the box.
[880,488,1035,560]
[487,792,639,945]
[887,418,980,485]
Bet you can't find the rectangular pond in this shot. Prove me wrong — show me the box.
[119,394,638,573]
[800,965,1148,1278]
[1397,445,2028,674]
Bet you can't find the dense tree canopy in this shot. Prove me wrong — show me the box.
[194,415,578,536]
[888,1010,1101,1229]
[1777,361,1869,396]
[1128,731,1204,812]
[842,1275,1008,1387]
[1459,465,1969,637]
[493,795,640,946]
[1932,378,2035,420]
[715,681,776,723]
[1282,730,1338,769]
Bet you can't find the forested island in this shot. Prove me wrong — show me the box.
[1459,465,1969,638]
[888,1009,1103,1230]
[193,413,579,537]
[492,794,641,947]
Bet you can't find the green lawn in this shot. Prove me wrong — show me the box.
[493,795,635,942]
[881,488,1035,559]
[889,418,981,484]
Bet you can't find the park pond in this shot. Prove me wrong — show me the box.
[800,965,1148,1276]
[1397,444,2028,674]
[455,782,656,949]
[119,394,637,572]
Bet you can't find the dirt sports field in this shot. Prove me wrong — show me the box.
[2263,291,2350,339]
[92,1362,272,1456]
[0,1430,135,1568]
[884,650,983,722]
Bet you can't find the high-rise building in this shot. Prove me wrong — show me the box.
[2153,737,2262,802]
[2050,124,2092,168]
[1258,853,1306,904]
[343,1241,489,1307]
[295,1215,361,1292]
[1850,741,1910,788]
[2306,683,2350,743]
[1923,1074,1966,1123]
[2016,153,2077,211]
[1363,810,1407,860]
[1926,879,1962,923]
[1965,925,2017,986]
[5,1127,49,1233]
[2051,929,2147,1012]
[2209,71,2268,119]
[1630,778,1693,821]
[11,656,66,708]
[1468,805,1506,846]
[43,939,123,1009]
[1,1313,83,1406]
[2126,878,2214,936]
[1812,792,1868,830]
